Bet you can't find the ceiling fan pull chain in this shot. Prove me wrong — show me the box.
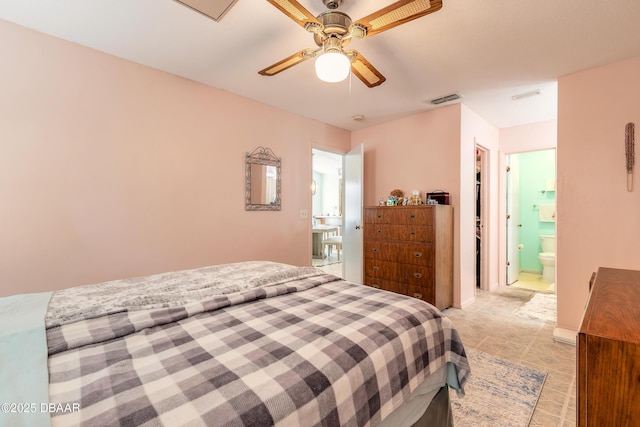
[625,122,635,192]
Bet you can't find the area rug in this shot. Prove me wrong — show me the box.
[450,348,547,427]
[514,292,557,323]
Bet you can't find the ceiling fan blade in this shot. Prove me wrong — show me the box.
[346,50,386,88]
[353,0,443,38]
[258,49,316,76]
[266,0,322,30]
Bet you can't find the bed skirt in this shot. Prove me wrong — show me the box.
[412,385,453,427]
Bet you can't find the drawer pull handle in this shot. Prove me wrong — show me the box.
[413,293,423,299]
[413,272,423,279]
[413,252,423,258]
[410,231,416,237]
[372,248,379,253]
[410,214,416,219]
[377,229,382,234]
[377,214,382,219]
[373,266,379,271]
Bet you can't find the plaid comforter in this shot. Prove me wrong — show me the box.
[45,262,469,426]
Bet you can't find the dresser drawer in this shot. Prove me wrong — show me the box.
[396,208,434,224]
[365,278,434,306]
[397,243,433,266]
[407,285,434,305]
[364,241,433,266]
[364,224,434,242]
[364,241,393,261]
[364,277,402,295]
[364,207,434,225]
[364,259,399,281]
[364,208,399,225]
[400,264,434,286]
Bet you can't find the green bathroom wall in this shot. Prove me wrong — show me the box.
[516,150,556,273]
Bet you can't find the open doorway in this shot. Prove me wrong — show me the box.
[311,149,343,275]
[506,149,556,294]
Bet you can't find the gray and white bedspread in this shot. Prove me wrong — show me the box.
[44,261,469,426]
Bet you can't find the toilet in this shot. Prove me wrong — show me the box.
[538,235,556,282]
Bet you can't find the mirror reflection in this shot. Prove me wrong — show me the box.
[245,146,281,211]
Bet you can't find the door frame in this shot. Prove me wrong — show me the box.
[476,144,491,291]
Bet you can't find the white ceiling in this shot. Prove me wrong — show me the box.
[313,148,342,175]
[1,0,640,131]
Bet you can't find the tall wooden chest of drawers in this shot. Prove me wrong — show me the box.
[577,267,640,426]
[363,205,453,310]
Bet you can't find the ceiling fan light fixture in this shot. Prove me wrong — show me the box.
[315,51,350,83]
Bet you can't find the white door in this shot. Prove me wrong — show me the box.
[343,144,363,283]
[506,155,520,284]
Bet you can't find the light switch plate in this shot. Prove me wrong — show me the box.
[299,209,308,219]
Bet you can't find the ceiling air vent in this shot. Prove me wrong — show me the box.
[430,93,462,105]
[174,0,239,22]
[511,89,542,100]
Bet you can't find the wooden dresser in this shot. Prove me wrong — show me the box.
[363,205,453,310]
[577,267,640,426]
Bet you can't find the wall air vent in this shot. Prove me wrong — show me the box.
[430,93,462,105]
[174,0,239,22]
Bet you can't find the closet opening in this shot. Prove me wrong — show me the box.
[475,145,489,290]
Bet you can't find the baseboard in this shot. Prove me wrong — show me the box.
[553,327,576,346]
[460,295,476,309]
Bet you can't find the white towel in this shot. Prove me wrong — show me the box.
[538,204,556,222]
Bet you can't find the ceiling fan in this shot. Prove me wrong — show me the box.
[259,0,443,87]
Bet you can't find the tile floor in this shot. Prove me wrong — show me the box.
[315,260,342,277]
[312,251,342,271]
[443,287,576,426]
[510,271,556,294]
[315,263,576,425]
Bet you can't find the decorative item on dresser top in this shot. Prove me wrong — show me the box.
[363,205,454,310]
[577,267,640,426]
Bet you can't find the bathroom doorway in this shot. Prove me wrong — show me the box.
[506,149,556,293]
[311,148,343,275]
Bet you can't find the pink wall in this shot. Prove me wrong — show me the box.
[557,56,640,331]
[352,105,498,308]
[0,20,350,297]
[500,120,557,154]
[352,105,461,208]
[461,105,500,302]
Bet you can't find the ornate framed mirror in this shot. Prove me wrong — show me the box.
[245,146,281,211]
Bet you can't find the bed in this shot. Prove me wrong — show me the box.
[1,261,470,427]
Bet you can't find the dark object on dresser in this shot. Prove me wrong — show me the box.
[577,267,640,426]
[363,205,453,310]
[427,191,450,205]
